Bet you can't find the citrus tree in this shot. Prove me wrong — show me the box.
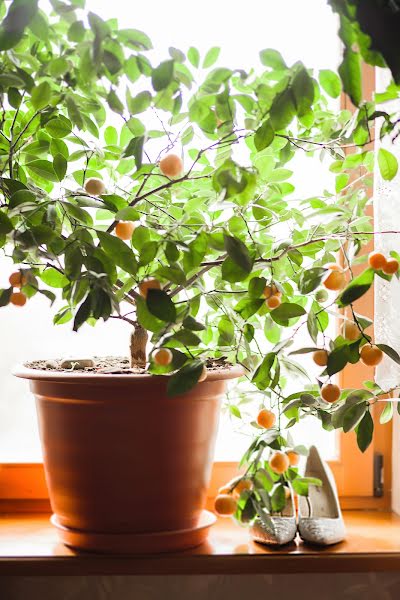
[1,0,400,526]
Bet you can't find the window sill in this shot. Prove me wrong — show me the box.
[0,511,399,576]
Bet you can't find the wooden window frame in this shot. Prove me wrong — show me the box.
[0,67,392,513]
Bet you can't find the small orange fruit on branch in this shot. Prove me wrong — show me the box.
[10,291,27,306]
[321,382,341,403]
[139,278,161,298]
[9,271,27,288]
[257,408,276,429]
[368,251,387,271]
[342,321,361,341]
[115,221,135,240]
[84,177,106,196]
[263,283,281,299]
[286,450,300,467]
[323,263,345,291]
[159,154,184,178]
[312,349,328,367]
[269,451,290,474]
[233,478,253,496]
[153,348,173,366]
[266,295,281,309]
[214,494,237,516]
[382,258,399,275]
[360,344,383,367]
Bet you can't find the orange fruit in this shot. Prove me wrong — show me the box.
[263,284,281,299]
[257,408,276,429]
[115,221,135,240]
[342,321,361,341]
[368,251,387,271]
[323,265,345,291]
[269,451,290,475]
[9,272,26,288]
[286,450,300,467]
[360,344,383,367]
[153,348,173,366]
[84,177,106,196]
[139,278,161,298]
[198,365,207,382]
[214,494,237,516]
[312,349,328,367]
[10,291,27,307]
[266,295,281,309]
[321,383,341,403]
[383,259,399,275]
[159,154,184,178]
[315,289,329,303]
[233,478,253,496]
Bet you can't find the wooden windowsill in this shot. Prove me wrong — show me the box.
[1,511,399,576]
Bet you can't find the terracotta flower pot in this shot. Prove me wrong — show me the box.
[15,365,242,554]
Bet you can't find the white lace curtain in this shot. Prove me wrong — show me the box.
[374,69,400,390]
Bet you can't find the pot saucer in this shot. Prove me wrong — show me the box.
[51,510,216,554]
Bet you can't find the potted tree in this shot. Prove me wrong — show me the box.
[1,0,399,552]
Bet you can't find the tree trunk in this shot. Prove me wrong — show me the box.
[130,324,148,368]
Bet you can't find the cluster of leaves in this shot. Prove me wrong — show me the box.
[0,0,400,522]
[329,0,400,107]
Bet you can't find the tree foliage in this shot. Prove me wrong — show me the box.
[0,0,399,526]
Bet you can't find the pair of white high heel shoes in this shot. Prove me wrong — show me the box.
[251,446,346,546]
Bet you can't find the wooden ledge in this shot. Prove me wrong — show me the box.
[0,511,399,575]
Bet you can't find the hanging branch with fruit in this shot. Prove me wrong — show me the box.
[1,0,400,528]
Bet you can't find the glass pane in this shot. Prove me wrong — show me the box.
[0,0,341,462]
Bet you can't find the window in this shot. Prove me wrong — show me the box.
[0,0,391,508]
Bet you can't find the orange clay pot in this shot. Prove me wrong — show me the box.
[15,365,242,554]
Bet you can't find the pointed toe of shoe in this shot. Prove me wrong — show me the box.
[298,517,346,546]
[250,517,297,546]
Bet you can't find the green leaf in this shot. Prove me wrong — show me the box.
[53,154,67,181]
[292,64,314,117]
[252,352,276,390]
[173,329,201,347]
[146,289,176,322]
[299,267,325,294]
[307,310,318,344]
[115,207,140,221]
[98,231,138,275]
[203,47,220,68]
[218,316,235,345]
[45,117,72,138]
[259,48,286,70]
[343,401,368,433]
[107,90,124,115]
[376,343,400,365]
[270,86,296,130]
[235,297,264,319]
[0,0,39,51]
[380,401,394,424]
[319,69,341,98]
[167,359,204,396]
[378,148,398,181]
[0,211,13,234]
[182,316,205,331]
[337,268,375,307]
[327,346,350,376]
[188,47,200,68]
[127,90,151,114]
[254,120,274,151]
[271,485,286,513]
[26,159,58,182]
[30,81,51,110]
[338,48,362,107]
[40,267,68,288]
[271,302,306,322]
[123,136,145,169]
[356,410,374,453]
[0,287,12,306]
[224,234,253,273]
[73,295,92,332]
[152,60,174,91]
